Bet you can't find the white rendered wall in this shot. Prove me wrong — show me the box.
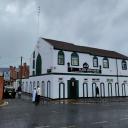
[30,38,54,75]
[19,39,128,99]
[52,75,128,99]
[117,59,128,76]
[52,49,125,76]
[15,74,128,99]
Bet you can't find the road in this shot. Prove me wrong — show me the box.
[0,96,128,128]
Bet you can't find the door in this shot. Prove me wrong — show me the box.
[100,83,105,97]
[92,83,96,97]
[122,83,126,96]
[68,78,79,99]
[83,83,88,98]
[115,83,119,96]
[108,83,112,97]
[59,83,65,99]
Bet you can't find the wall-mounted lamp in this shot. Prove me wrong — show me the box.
[67,62,70,67]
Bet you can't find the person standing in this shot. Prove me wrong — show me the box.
[17,85,22,98]
[36,85,41,105]
[32,87,37,103]
[96,86,99,97]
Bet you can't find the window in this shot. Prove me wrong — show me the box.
[42,81,45,96]
[33,51,35,69]
[93,56,98,67]
[103,57,109,68]
[33,60,35,69]
[58,51,65,65]
[32,71,35,76]
[33,51,35,58]
[36,54,42,75]
[71,52,79,66]
[122,60,127,70]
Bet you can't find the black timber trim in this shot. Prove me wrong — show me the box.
[27,72,128,78]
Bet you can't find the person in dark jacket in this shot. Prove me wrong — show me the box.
[17,86,22,98]
[96,86,99,97]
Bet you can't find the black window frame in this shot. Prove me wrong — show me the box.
[71,52,79,66]
[122,60,127,70]
[58,50,65,65]
[33,51,35,69]
[33,51,35,58]
[33,60,35,69]
[93,56,98,67]
[103,57,109,68]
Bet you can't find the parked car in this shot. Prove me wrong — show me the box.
[4,86,16,98]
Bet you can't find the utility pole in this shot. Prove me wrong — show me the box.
[20,56,23,86]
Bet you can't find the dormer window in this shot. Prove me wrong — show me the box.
[58,51,65,65]
[103,57,109,68]
[71,52,79,66]
[93,56,98,67]
[122,60,127,70]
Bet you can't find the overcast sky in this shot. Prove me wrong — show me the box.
[0,0,128,67]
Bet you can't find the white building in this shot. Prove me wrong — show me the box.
[15,38,128,99]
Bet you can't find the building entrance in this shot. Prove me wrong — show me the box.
[68,78,79,99]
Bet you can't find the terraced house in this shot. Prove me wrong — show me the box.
[15,38,128,99]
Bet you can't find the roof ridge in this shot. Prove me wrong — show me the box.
[41,37,128,59]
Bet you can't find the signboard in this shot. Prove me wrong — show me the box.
[68,67,101,74]
[58,78,63,83]
[84,78,88,83]
[92,78,100,83]
[107,79,113,83]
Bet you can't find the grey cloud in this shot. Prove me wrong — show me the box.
[0,0,128,66]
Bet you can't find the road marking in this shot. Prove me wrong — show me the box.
[120,117,128,121]
[92,121,108,124]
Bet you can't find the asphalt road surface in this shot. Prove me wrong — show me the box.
[1,96,128,128]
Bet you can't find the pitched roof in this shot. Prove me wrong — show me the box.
[42,38,128,60]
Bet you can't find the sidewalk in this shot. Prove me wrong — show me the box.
[21,93,128,104]
[0,100,8,107]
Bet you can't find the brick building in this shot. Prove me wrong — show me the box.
[9,66,17,84]
[0,76,4,100]
[17,63,29,79]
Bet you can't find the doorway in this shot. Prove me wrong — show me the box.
[68,78,79,99]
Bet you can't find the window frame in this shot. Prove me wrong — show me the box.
[103,57,109,68]
[58,50,65,65]
[93,56,98,67]
[71,52,79,66]
[33,60,35,69]
[122,60,127,70]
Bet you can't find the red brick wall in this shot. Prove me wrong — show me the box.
[9,66,17,81]
[0,77,4,100]
[18,63,29,79]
